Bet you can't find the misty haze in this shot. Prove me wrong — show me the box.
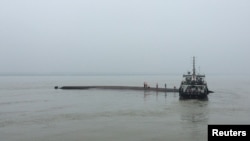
[0,1,250,141]
[0,0,249,75]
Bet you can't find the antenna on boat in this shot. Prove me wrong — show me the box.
[192,56,196,80]
[193,56,196,75]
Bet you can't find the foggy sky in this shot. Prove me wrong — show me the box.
[0,0,250,75]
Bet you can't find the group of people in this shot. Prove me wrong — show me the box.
[143,82,150,88]
[143,82,167,89]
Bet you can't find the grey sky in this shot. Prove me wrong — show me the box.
[0,0,250,75]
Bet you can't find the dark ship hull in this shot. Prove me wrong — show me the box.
[179,91,209,99]
[179,85,209,99]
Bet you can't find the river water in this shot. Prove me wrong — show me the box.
[0,75,249,141]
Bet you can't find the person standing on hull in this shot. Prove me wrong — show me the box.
[144,82,148,89]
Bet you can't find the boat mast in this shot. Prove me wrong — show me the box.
[192,56,196,80]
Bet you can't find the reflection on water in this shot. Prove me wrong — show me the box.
[143,90,209,124]
[142,90,209,140]
[143,90,178,102]
[179,96,209,101]
[178,99,209,140]
[179,99,209,123]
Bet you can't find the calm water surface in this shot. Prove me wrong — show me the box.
[0,75,249,141]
